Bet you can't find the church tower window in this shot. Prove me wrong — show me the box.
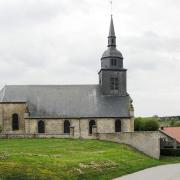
[111,59,117,66]
[12,113,19,131]
[64,120,70,134]
[110,77,119,90]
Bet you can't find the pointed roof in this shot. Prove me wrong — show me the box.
[108,15,115,37]
[101,15,123,59]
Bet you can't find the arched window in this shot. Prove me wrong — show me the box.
[38,120,45,133]
[64,120,70,134]
[12,113,19,131]
[115,119,121,132]
[89,120,96,135]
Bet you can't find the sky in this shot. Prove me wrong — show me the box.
[0,0,180,117]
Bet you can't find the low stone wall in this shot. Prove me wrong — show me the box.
[96,131,160,159]
[0,133,71,139]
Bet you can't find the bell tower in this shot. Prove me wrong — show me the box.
[98,16,127,96]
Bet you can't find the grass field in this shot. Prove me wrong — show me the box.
[0,139,180,180]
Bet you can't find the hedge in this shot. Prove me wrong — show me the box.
[134,117,159,131]
[161,148,180,156]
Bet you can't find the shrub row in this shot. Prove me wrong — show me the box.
[134,117,159,131]
[161,148,180,156]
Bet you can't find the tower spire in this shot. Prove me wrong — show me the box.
[109,15,115,37]
[108,15,116,47]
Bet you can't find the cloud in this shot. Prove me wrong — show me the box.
[0,0,180,116]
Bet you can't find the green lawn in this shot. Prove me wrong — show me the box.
[0,139,180,180]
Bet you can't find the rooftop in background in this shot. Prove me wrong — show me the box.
[161,127,180,142]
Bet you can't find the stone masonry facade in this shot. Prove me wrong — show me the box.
[0,102,134,139]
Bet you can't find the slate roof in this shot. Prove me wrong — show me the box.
[102,47,123,59]
[102,16,123,59]
[0,85,131,118]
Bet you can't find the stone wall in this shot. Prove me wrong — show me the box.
[24,118,92,138]
[121,118,134,132]
[0,102,134,139]
[24,118,133,138]
[97,118,115,133]
[97,118,134,133]
[0,103,26,134]
[0,133,71,139]
[96,131,160,159]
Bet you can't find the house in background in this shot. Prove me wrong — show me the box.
[160,127,180,156]
[161,127,180,142]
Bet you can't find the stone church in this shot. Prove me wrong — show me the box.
[0,16,134,138]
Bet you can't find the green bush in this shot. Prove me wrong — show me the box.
[134,118,145,131]
[134,117,159,131]
[0,126,2,133]
[144,119,159,131]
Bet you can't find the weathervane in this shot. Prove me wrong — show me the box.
[110,0,113,15]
